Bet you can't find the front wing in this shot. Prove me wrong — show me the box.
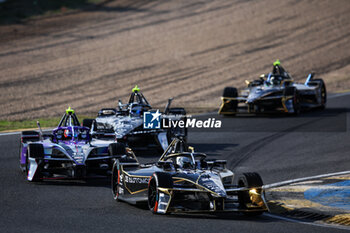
[218,95,295,115]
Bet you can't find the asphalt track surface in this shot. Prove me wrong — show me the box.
[1,93,350,233]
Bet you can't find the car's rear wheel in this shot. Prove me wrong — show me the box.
[82,119,96,130]
[111,160,121,201]
[108,143,126,156]
[25,151,29,176]
[148,173,173,214]
[284,87,300,115]
[167,108,187,143]
[19,142,24,172]
[27,143,44,182]
[148,176,158,213]
[238,172,264,216]
[314,79,327,109]
[220,87,238,116]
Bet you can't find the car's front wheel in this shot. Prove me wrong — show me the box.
[237,172,264,216]
[315,79,327,109]
[147,173,173,214]
[27,143,44,182]
[111,160,121,201]
[220,87,238,116]
[284,86,300,115]
[148,176,158,213]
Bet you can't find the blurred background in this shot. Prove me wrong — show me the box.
[0,0,349,121]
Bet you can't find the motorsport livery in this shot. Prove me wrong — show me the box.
[219,60,327,115]
[111,137,267,215]
[86,85,187,151]
[19,108,127,182]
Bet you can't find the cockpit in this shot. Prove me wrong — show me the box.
[265,73,293,86]
[116,85,152,117]
[129,103,151,117]
[162,152,207,170]
[158,138,227,171]
[53,127,89,142]
[53,107,90,142]
[176,156,194,169]
[265,60,293,86]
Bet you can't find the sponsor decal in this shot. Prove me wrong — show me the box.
[163,117,221,129]
[125,175,150,184]
[119,187,124,195]
[143,110,222,129]
[143,110,161,129]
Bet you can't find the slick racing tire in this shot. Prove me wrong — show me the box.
[19,131,40,172]
[238,172,263,216]
[283,86,300,115]
[223,87,238,98]
[82,119,96,130]
[21,131,40,143]
[28,143,44,159]
[168,107,187,142]
[19,141,24,172]
[221,87,238,116]
[111,160,121,202]
[313,79,327,110]
[108,143,127,156]
[25,151,30,175]
[27,143,44,182]
[148,172,173,214]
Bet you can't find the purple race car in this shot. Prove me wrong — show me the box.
[20,107,133,182]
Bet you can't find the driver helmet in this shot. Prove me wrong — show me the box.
[176,156,194,169]
[270,76,282,86]
[63,129,72,138]
[130,104,143,116]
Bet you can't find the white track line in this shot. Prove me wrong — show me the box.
[0,129,53,136]
[329,91,350,99]
[263,170,350,189]
[0,131,21,136]
[263,170,350,230]
[264,213,350,231]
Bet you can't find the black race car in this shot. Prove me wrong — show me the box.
[219,60,327,115]
[84,86,187,152]
[111,138,267,215]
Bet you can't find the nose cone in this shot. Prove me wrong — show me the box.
[247,88,263,103]
[197,173,227,198]
[246,99,256,104]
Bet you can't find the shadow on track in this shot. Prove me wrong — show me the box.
[219,107,348,119]
[115,201,276,222]
[24,176,112,188]
[200,107,348,133]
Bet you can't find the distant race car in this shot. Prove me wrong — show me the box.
[219,60,327,115]
[84,85,187,152]
[20,108,127,182]
[111,137,267,215]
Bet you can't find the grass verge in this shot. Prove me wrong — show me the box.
[0,115,94,132]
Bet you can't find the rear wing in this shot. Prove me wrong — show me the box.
[164,98,173,114]
[21,121,51,143]
[21,131,40,143]
[91,127,116,140]
[304,72,315,85]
